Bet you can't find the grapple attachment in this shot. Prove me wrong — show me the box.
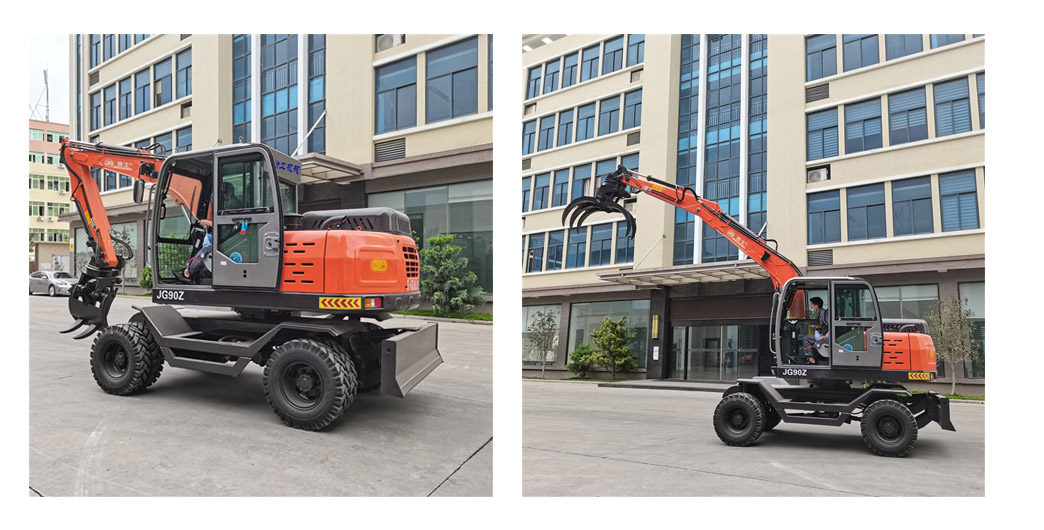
[561,166,637,236]
[60,264,122,339]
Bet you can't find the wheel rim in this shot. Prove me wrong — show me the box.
[102,343,130,379]
[49,286,55,296]
[280,361,325,411]
[726,406,750,434]
[875,414,903,442]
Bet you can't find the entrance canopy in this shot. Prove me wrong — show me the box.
[296,152,363,184]
[598,261,770,288]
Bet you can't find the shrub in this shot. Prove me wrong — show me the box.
[419,234,485,316]
[566,343,596,378]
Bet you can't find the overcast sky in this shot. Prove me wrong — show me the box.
[28,35,69,124]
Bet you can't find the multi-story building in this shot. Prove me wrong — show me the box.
[521,34,985,391]
[66,33,494,296]
[29,120,73,272]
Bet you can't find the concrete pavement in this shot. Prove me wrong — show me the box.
[29,294,492,496]
[523,379,984,496]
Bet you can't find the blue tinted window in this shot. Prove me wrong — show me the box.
[847,183,885,240]
[552,170,570,207]
[546,230,565,271]
[580,45,599,82]
[571,164,591,201]
[527,233,545,272]
[892,177,933,236]
[588,223,614,266]
[90,92,101,131]
[308,34,326,153]
[543,59,560,94]
[807,108,838,160]
[561,53,578,88]
[426,37,478,123]
[939,170,978,231]
[844,98,882,154]
[376,56,416,134]
[615,222,634,264]
[623,90,642,129]
[557,109,574,147]
[808,190,841,244]
[154,58,172,107]
[889,88,928,145]
[521,177,531,212]
[232,34,252,143]
[538,116,555,152]
[931,34,964,49]
[566,228,587,269]
[576,103,596,141]
[118,77,132,120]
[934,77,971,137]
[886,34,922,60]
[532,173,550,210]
[842,34,879,72]
[177,126,192,152]
[176,48,192,99]
[602,36,624,74]
[627,34,645,66]
[526,66,541,99]
[598,96,620,136]
[522,120,536,155]
[103,85,116,126]
[976,73,985,128]
[806,34,837,81]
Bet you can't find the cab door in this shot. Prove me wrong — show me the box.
[829,281,884,368]
[211,148,283,289]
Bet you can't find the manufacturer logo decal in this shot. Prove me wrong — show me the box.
[319,297,362,310]
[229,252,243,263]
[370,259,388,272]
[726,229,747,249]
[908,372,931,380]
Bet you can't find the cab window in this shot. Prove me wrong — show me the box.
[219,155,274,213]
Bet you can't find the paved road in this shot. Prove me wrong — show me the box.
[29,294,492,496]
[523,380,984,496]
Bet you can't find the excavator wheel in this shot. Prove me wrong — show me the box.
[860,399,918,457]
[713,392,766,447]
[263,338,358,431]
[90,322,163,396]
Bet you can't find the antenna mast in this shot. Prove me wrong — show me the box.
[43,68,50,122]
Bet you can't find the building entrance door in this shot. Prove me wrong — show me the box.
[669,323,764,381]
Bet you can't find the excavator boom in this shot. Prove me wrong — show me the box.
[563,165,803,291]
[58,139,166,337]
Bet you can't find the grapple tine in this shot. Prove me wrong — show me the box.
[59,319,88,334]
[567,203,594,230]
[72,324,101,340]
[574,207,599,229]
[561,197,595,225]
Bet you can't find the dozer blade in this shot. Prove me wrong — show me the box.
[381,323,442,398]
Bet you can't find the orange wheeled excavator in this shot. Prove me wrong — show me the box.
[58,139,440,430]
[564,166,954,457]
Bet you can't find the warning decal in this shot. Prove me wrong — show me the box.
[319,297,362,310]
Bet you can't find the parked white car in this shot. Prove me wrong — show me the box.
[29,270,74,297]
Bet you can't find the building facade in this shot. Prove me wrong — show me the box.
[29,120,73,272]
[66,33,493,295]
[521,34,985,390]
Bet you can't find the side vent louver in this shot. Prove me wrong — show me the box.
[806,83,830,103]
[807,249,833,266]
[375,138,406,162]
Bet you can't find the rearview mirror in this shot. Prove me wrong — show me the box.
[133,180,145,204]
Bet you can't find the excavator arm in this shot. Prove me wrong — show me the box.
[58,139,166,338]
[563,165,803,291]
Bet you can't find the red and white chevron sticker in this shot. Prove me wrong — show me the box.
[318,297,362,310]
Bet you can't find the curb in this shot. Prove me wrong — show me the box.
[596,382,731,393]
[393,313,493,326]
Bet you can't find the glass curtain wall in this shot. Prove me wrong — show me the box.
[567,300,650,367]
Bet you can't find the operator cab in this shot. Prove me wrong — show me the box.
[148,143,298,290]
[772,277,885,377]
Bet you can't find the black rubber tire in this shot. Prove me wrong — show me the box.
[263,338,358,431]
[48,285,56,297]
[713,392,766,446]
[860,399,918,457]
[90,322,163,396]
[763,408,782,431]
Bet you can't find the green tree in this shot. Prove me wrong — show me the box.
[419,234,485,316]
[923,297,981,395]
[566,343,596,379]
[589,315,638,381]
[138,265,153,290]
[524,309,559,379]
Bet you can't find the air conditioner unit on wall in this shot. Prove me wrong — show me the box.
[376,34,405,52]
[807,167,830,183]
